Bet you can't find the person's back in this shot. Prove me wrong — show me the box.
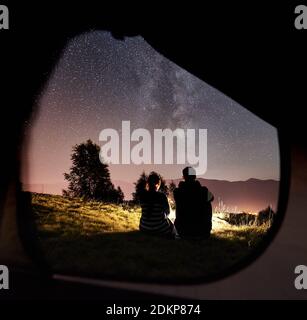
[174,167,213,238]
[139,172,175,237]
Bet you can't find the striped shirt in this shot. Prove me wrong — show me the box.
[139,191,173,235]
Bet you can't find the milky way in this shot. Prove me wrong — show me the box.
[22,31,280,196]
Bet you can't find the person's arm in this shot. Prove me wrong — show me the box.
[203,187,214,202]
[173,188,178,203]
[208,190,214,202]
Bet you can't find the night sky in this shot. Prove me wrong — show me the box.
[22,31,280,197]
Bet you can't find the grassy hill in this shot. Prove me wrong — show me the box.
[31,193,271,282]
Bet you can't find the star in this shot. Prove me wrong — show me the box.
[22,31,280,198]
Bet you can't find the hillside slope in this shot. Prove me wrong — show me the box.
[31,193,271,281]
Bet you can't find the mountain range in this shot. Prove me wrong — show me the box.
[23,177,279,213]
[167,178,279,213]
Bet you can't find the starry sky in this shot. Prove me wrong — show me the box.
[22,31,280,197]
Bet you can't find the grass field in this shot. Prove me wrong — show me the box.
[31,193,271,281]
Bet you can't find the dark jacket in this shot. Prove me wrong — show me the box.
[174,180,213,237]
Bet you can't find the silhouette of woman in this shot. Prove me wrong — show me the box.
[139,172,177,238]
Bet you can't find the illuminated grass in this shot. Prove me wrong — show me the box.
[31,193,270,281]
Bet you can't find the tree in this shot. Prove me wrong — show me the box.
[168,180,177,204]
[168,180,176,195]
[115,186,125,203]
[132,171,168,203]
[132,171,147,203]
[159,175,169,196]
[167,180,177,209]
[63,139,124,203]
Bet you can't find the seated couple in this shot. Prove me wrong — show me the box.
[139,167,214,239]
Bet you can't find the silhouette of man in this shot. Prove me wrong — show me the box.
[174,167,214,238]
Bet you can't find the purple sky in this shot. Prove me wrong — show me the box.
[21,31,280,198]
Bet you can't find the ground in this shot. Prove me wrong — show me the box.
[31,193,270,282]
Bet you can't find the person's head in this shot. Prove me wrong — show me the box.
[146,172,161,191]
[182,166,196,182]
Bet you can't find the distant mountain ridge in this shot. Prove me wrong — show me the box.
[23,178,279,214]
[167,178,279,213]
